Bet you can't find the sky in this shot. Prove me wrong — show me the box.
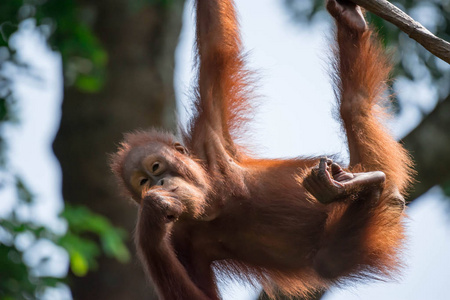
[0,18,71,300]
[1,0,449,299]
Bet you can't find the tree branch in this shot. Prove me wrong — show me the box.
[351,0,450,64]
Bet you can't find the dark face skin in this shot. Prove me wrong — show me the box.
[122,141,212,220]
[123,142,172,197]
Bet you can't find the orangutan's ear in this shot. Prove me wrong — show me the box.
[174,142,188,155]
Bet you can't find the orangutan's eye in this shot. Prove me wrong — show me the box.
[140,178,149,186]
[152,162,160,173]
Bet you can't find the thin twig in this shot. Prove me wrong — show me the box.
[351,0,450,64]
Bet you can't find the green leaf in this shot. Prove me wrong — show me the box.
[58,232,100,273]
[70,251,89,277]
[59,205,131,275]
[61,205,130,266]
[75,74,104,92]
[101,229,130,263]
[91,48,108,67]
[62,205,110,234]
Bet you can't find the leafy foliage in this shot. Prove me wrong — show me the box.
[34,0,108,92]
[0,0,107,93]
[60,205,130,277]
[0,1,132,298]
[0,177,130,299]
[0,243,59,300]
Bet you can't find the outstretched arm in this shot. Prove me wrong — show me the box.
[328,0,413,193]
[299,2,410,280]
[185,0,253,167]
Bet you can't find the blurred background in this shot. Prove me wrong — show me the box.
[0,0,449,299]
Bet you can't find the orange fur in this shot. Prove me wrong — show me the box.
[334,29,414,192]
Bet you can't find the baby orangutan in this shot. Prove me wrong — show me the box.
[110,0,413,299]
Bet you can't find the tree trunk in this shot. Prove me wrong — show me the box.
[53,0,185,299]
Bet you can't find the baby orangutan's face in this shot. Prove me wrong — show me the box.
[122,141,211,220]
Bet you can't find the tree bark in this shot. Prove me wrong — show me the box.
[351,0,450,64]
[53,0,185,299]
